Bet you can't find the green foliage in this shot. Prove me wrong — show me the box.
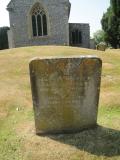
[93,30,105,45]
[111,0,120,16]
[0,112,23,160]
[101,0,120,48]
[0,26,10,50]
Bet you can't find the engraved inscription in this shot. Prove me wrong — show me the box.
[29,56,102,134]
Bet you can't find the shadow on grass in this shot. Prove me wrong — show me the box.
[46,126,120,157]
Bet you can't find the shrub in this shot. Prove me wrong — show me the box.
[0,26,10,50]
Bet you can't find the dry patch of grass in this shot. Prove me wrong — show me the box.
[0,46,120,160]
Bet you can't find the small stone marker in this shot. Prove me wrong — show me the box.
[29,56,102,134]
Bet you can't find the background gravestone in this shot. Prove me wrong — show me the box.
[29,56,102,134]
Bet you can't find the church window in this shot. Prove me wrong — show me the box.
[72,31,76,44]
[43,14,47,35]
[79,31,82,44]
[31,5,48,37]
[71,30,82,45]
[32,15,37,36]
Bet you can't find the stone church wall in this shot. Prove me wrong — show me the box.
[7,0,90,48]
[69,23,90,48]
[7,0,70,47]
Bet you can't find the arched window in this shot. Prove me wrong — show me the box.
[31,5,48,37]
[71,30,82,45]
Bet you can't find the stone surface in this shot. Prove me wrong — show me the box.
[69,23,90,48]
[29,56,102,134]
[7,0,90,48]
[96,42,107,51]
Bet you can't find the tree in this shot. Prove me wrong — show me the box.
[101,0,120,48]
[0,26,10,50]
[93,30,105,45]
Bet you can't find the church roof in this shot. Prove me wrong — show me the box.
[7,0,71,15]
[7,0,15,11]
[7,0,13,8]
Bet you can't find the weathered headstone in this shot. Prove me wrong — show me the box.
[96,42,107,51]
[29,56,102,134]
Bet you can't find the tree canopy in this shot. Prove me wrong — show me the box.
[101,0,120,48]
[93,30,105,45]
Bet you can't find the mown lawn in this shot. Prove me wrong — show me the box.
[0,46,120,160]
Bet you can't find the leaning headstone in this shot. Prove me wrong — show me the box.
[96,42,107,51]
[29,56,102,134]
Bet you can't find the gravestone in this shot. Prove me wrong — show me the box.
[29,56,102,134]
[96,42,107,51]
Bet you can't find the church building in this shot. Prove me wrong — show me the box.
[7,0,90,48]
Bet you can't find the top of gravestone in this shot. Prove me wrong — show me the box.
[29,55,101,63]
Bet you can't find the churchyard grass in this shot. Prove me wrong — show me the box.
[0,46,120,160]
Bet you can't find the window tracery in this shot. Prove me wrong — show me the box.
[31,5,47,37]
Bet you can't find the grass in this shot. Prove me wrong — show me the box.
[0,46,120,160]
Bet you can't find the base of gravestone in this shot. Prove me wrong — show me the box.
[36,124,98,135]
